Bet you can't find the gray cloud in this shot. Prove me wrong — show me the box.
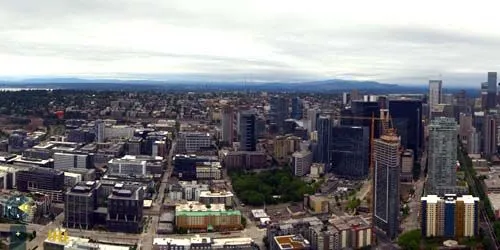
[0,0,499,86]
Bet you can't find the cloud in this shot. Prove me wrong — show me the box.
[0,0,499,86]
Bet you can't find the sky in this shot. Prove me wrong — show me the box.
[1,0,499,86]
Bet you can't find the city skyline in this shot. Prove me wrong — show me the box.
[1,0,500,86]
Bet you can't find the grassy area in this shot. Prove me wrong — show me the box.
[229,169,322,206]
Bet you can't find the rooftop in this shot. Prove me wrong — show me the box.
[274,235,310,250]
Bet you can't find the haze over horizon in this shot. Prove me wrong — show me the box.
[1,0,499,87]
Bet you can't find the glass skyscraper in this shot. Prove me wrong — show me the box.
[330,126,370,179]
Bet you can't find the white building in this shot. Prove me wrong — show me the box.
[168,181,210,201]
[428,80,443,118]
[107,158,147,176]
[104,125,135,140]
[54,153,89,169]
[64,172,82,187]
[292,151,313,177]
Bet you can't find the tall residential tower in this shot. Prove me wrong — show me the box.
[427,117,458,195]
[373,129,401,240]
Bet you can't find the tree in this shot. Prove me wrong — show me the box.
[397,230,421,250]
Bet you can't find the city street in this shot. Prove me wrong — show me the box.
[401,150,427,232]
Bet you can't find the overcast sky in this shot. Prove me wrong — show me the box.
[0,0,499,86]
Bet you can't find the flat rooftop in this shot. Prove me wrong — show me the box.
[274,235,310,250]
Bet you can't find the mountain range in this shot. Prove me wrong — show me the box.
[0,77,477,95]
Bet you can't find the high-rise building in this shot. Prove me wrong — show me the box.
[373,129,400,240]
[292,151,313,177]
[238,111,257,151]
[315,116,331,165]
[487,72,497,109]
[306,109,319,133]
[389,99,423,159]
[421,194,480,238]
[291,97,304,120]
[427,117,457,195]
[483,113,497,157]
[221,106,235,145]
[95,119,105,143]
[429,80,443,118]
[269,96,289,133]
[481,82,489,110]
[330,126,370,179]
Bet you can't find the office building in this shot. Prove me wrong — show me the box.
[427,117,458,195]
[54,153,90,170]
[291,97,304,120]
[373,129,400,240]
[330,215,372,249]
[107,158,147,176]
[331,126,370,179]
[65,181,101,230]
[315,116,331,165]
[238,111,257,151]
[16,167,65,202]
[106,183,144,233]
[306,109,319,133]
[274,135,301,162]
[483,113,497,158]
[95,120,105,143]
[269,96,289,133]
[221,106,235,145]
[388,99,423,158]
[292,151,313,177]
[223,151,268,170]
[429,80,443,118]
[421,195,480,238]
[173,154,218,181]
[177,132,213,153]
[487,72,497,110]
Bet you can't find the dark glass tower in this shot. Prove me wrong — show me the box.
[269,96,289,133]
[388,99,423,159]
[331,126,370,179]
[238,111,257,151]
[315,116,331,166]
[291,97,304,119]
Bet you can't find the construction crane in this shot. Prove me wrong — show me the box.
[330,109,394,171]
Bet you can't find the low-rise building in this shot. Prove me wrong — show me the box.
[153,235,256,250]
[271,235,311,250]
[175,202,242,232]
[199,190,234,207]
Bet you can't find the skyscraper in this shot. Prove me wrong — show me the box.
[291,97,304,119]
[487,72,497,109]
[306,108,319,132]
[221,106,234,145]
[388,99,423,159]
[429,80,443,118]
[373,129,401,240]
[238,111,257,151]
[427,117,457,195]
[95,119,105,143]
[269,96,289,133]
[331,126,370,179]
[483,113,497,158]
[315,115,331,165]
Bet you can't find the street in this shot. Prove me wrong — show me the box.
[401,149,427,233]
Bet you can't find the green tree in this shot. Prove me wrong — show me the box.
[397,230,421,250]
